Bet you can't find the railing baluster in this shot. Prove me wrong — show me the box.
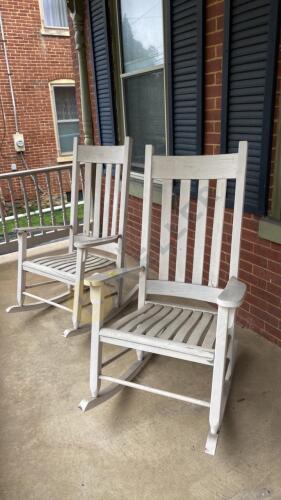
[7,178,19,229]
[45,172,56,226]
[57,170,67,225]
[19,177,32,229]
[0,189,9,243]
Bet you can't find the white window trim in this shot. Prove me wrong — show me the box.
[38,0,70,36]
[49,80,78,161]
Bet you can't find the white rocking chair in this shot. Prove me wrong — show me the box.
[7,137,134,337]
[79,142,248,455]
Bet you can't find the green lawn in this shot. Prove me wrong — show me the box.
[0,204,84,237]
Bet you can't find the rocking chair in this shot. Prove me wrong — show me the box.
[79,142,248,455]
[7,137,134,337]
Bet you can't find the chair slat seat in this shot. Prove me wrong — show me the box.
[23,252,114,283]
[102,303,217,360]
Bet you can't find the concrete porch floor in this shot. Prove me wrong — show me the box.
[0,244,281,500]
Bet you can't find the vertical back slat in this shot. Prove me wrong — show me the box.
[69,138,79,250]
[111,163,121,235]
[175,180,191,282]
[83,162,93,235]
[139,145,153,308]
[20,177,32,228]
[93,163,102,238]
[57,170,67,226]
[208,179,227,287]
[229,141,248,277]
[45,172,55,226]
[192,179,209,284]
[32,175,44,226]
[118,138,131,237]
[102,163,112,237]
[159,180,173,281]
[117,137,132,267]
[7,178,19,228]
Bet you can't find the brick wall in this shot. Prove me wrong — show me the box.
[0,0,78,199]
[82,0,281,346]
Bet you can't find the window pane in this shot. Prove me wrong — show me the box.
[120,0,163,73]
[58,121,79,153]
[54,86,78,121]
[43,0,68,28]
[124,70,165,164]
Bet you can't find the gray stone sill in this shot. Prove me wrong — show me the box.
[259,217,281,244]
[129,172,162,204]
[40,28,70,37]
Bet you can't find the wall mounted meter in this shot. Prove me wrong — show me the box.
[13,132,25,152]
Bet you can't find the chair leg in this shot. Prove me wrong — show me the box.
[71,248,86,331]
[7,233,27,312]
[17,233,27,307]
[90,333,103,398]
[206,307,229,456]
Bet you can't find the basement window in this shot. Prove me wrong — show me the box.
[39,0,69,36]
[50,81,79,161]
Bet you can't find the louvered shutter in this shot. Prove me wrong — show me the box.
[169,0,204,155]
[221,0,280,214]
[89,0,116,145]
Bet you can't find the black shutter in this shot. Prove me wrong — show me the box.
[89,0,116,145]
[221,0,280,214]
[169,0,204,156]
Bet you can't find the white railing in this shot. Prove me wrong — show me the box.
[0,163,84,254]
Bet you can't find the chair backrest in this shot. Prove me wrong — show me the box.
[70,137,132,254]
[139,142,248,305]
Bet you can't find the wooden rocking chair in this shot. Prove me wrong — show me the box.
[79,142,248,455]
[7,137,135,337]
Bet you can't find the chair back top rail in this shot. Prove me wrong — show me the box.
[77,144,125,164]
[152,153,240,180]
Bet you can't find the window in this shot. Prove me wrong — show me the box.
[50,81,79,160]
[259,96,281,245]
[91,0,203,161]
[117,0,167,167]
[39,0,69,35]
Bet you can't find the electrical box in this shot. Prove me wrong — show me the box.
[11,163,17,171]
[13,132,25,152]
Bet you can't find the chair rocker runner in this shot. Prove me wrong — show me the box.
[80,142,248,456]
[7,137,135,337]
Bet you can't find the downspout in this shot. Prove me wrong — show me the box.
[67,0,93,145]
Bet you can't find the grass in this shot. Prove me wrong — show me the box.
[0,204,84,237]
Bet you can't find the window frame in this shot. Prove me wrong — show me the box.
[38,0,70,37]
[271,95,281,221]
[49,80,79,162]
[259,95,281,244]
[113,0,169,172]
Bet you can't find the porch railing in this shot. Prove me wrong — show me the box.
[0,163,84,255]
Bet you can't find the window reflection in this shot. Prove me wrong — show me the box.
[120,0,164,73]
[124,71,165,164]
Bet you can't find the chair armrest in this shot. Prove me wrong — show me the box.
[85,266,144,287]
[74,234,120,249]
[16,225,72,234]
[217,277,247,308]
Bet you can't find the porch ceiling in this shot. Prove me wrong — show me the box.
[0,250,281,499]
